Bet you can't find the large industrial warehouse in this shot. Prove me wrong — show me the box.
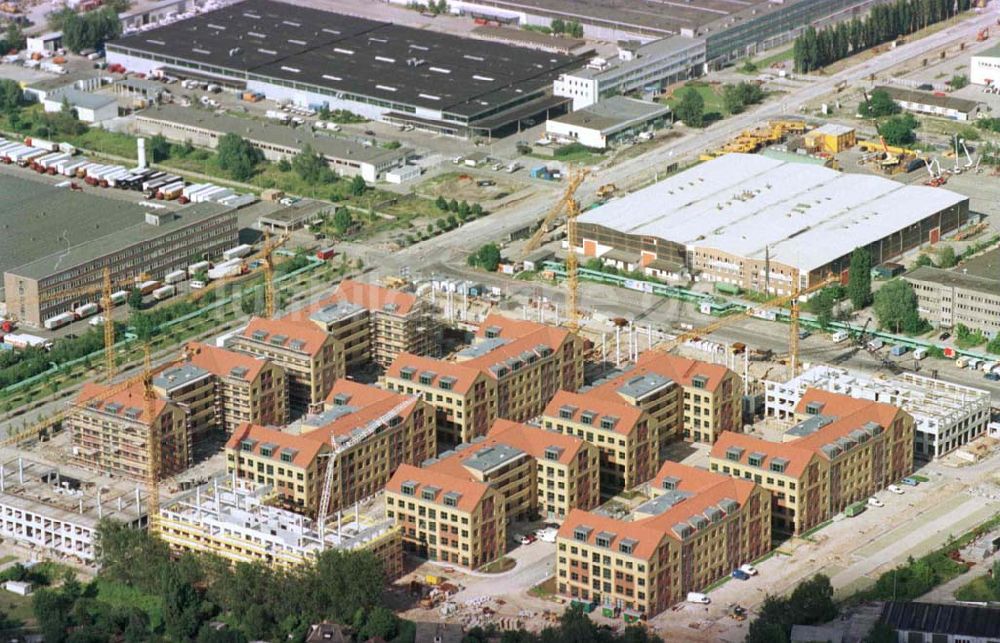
[106,0,581,137]
[1,175,238,327]
[575,154,969,294]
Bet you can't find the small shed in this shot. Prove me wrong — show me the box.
[385,164,421,184]
[5,580,33,596]
[26,32,62,53]
[43,89,118,123]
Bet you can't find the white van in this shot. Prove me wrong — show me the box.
[913,347,928,360]
[686,592,711,604]
[831,330,849,343]
[867,338,884,351]
[190,280,206,290]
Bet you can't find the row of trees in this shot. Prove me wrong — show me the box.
[550,18,584,38]
[721,81,765,115]
[746,574,838,643]
[464,604,663,643]
[28,520,402,643]
[793,0,973,72]
[58,6,123,53]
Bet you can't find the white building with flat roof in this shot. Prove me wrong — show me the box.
[764,365,991,460]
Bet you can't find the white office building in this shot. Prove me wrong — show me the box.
[553,36,705,110]
[765,365,991,460]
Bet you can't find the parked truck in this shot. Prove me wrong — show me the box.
[187,261,211,277]
[164,270,187,285]
[44,312,75,330]
[207,259,243,280]
[152,285,176,301]
[110,290,130,305]
[138,280,161,295]
[74,302,100,319]
[223,244,252,261]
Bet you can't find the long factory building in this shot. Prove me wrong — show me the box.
[106,0,582,138]
[575,153,970,295]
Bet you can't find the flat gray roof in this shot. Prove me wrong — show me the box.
[617,372,672,399]
[906,266,1000,296]
[463,444,526,473]
[310,301,366,324]
[4,174,232,281]
[551,96,669,134]
[49,88,118,110]
[138,104,409,166]
[569,35,704,81]
[154,363,212,391]
[634,489,692,516]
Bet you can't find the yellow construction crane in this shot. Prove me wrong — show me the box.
[522,169,589,332]
[142,345,162,530]
[189,232,290,318]
[653,276,838,355]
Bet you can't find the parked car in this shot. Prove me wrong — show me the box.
[686,592,711,604]
[518,534,536,545]
[739,564,758,576]
[731,569,751,581]
[798,329,811,340]
[985,372,1000,381]
[901,477,919,486]
[544,522,559,530]
[939,332,951,340]
[867,497,884,508]
[887,485,904,495]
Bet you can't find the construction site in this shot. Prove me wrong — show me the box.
[0,457,147,564]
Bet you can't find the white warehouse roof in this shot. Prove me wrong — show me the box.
[578,153,967,273]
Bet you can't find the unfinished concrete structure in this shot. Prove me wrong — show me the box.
[0,458,146,563]
[157,476,402,577]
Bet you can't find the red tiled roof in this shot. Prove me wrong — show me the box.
[542,390,644,436]
[240,317,332,356]
[328,279,417,316]
[591,351,732,398]
[559,463,760,559]
[185,342,267,381]
[792,389,902,453]
[711,431,818,478]
[226,422,327,469]
[76,381,169,424]
[384,352,484,395]
[386,464,490,513]
[487,419,586,465]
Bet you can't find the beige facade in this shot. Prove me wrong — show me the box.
[543,391,655,497]
[226,381,434,516]
[905,266,1000,338]
[386,464,506,570]
[556,462,771,617]
[710,389,914,535]
[229,317,345,416]
[70,382,191,481]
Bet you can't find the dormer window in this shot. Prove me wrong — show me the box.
[692,375,708,389]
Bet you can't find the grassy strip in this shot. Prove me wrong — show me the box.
[800,520,835,541]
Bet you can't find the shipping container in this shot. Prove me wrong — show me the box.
[74,302,100,318]
[187,260,211,277]
[110,290,129,305]
[25,137,58,152]
[208,259,243,280]
[913,347,928,360]
[956,356,970,368]
[890,344,909,356]
[223,244,253,261]
[152,285,176,301]
[182,183,209,198]
[845,501,867,517]
[3,333,53,350]
[59,142,77,155]
[316,247,336,261]
[44,312,75,330]
[164,270,187,284]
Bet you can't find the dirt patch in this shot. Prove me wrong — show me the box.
[418,171,523,202]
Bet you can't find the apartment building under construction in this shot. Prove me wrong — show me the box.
[556,461,771,618]
[710,389,914,535]
[153,342,288,436]
[225,380,434,515]
[69,381,191,481]
[290,279,441,369]
[384,314,585,446]
[157,477,403,578]
[228,317,345,416]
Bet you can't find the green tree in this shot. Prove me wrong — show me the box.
[216,133,263,181]
[949,74,969,89]
[292,144,333,184]
[879,113,919,146]
[936,245,958,268]
[435,195,448,211]
[458,200,471,218]
[722,81,766,115]
[197,625,249,643]
[333,208,353,235]
[360,606,399,640]
[61,7,122,53]
[127,287,144,311]
[471,202,484,217]
[860,89,899,117]
[912,253,934,269]
[448,198,459,213]
[469,243,502,272]
[847,247,872,310]
[674,87,705,127]
[747,621,790,643]
[987,333,1000,355]
[873,279,924,333]
[33,587,73,643]
[163,565,204,641]
[809,288,836,329]
[148,134,171,162]
[787,574,837,625]
[349,175,366,196]
[3,22,26,51]
[0,78,23,113]
[568,21,584,38]
[551,18,565,33]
